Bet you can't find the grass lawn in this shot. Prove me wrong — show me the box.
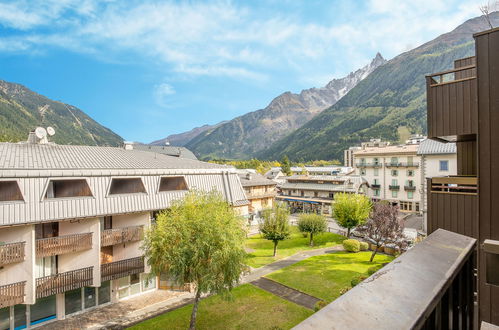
[129,284,313,330]
[245,226,345,268]
[266,251,394,302]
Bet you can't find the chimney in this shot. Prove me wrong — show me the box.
[124,141,134,150]
[246,173,252,180]
[27,131,37,144]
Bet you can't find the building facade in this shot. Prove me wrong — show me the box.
[417,139,457,233]
[277,175,368,214]
[237,170,277,224]
[0,141,248,329]
[353,144,421,212]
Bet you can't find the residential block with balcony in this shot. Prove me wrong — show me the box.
[237,170,277,224]
[0,141,249,329]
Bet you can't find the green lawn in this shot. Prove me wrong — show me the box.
[129,284,313,330]
[266,251,394,302]
[245,226,345,268]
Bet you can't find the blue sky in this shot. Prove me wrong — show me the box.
[0,0,487,142]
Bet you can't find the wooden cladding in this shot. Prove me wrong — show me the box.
[45,179,92,199]
[0,281,26,308]
[36,232,93,257]
[101,256,144,282]
[426,64,478,139]
[0,181,24,202]
[427,178,478,238]
[159,176,188,192]
[36,267,93,299]
[101,225,143,247]
[109,178,146,195]
[457,140,477,176]
[0,241,25,266]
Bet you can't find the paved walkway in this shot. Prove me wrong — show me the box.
[250,277,321,310]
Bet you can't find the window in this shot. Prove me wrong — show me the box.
[407,191,414,199]
[360,168,366,175]
[0,181,23,202]
[391,190,398,198]
[45,179,92,199]
[391,157,398,165]
[109,178,146,195]
[374,189,380,197]
[35,256,57,278]
[100,216,112,231]
[301,191,304,197]
[360,158,366,165]
[374,168,379,176]
[391,170,398,176]
[373,157,379,165]
[415,202,420,212]
[314,192,318,197]
[391,179,398,186]
[407,156,414,166]
[407,170,414,176]
[440,160,449,171]
[35,222,59,239]
[159,177,188,192]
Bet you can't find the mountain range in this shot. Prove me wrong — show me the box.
[0,80,123,146]
[163,53,387,159]
[150,121,227,146]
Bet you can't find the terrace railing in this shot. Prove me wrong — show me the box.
[101,256,144,282]
[0,241,25,266]
[36,233,93,258]
[101,226,144,247]
[0,281,26,308]
[36,267,93,299]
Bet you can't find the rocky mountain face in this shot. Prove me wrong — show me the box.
[257,12,499,162]
[0,80,123,146]
[150,121,227,146]
[185,53,386,159]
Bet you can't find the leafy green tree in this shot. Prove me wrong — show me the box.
[281,155,292,176]
[297,213,327,246]
[333,193,372,237]
[259,202,291,256]
[143,191,247,330]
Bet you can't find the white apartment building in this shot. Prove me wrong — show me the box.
[353,144,421,212]
[0,140,248,329]
[417,139,457,233]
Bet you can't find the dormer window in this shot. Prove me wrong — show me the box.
[0,181,24,202]
[159,177,188,192]
[109,178,146,195]
[45,179,92,199]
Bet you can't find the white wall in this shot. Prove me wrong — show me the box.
[112,213,149,262]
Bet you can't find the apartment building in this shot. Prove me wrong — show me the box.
[237,170,277,224]
[0,140,248,329]
[353,144,421,212]
[417,139,457,233]
[277,175,368,214]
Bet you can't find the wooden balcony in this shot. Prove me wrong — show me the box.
[101,256,144,282]
[0,281,26,308]
[101,225,143,247]
[294,229,476,329]
[36,267,93,299]
[36,233,93,258]
[427,176,478,238]
[426,60,478,140]
[0,241,25,266]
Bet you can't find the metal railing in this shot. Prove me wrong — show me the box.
[389,185,400,190]
[36,232,93,258]
[371,184,381,189]
[0,281,26,308]
[101,226,144,247]
[404,185,417,191]
[385,162,419,168]
[36,267,93,299]
[294,229,476,329]
[430,176,478,195]
[356,163,382,168]
[101,256,144,282]
[0,241,25,266]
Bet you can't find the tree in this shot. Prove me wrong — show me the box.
[281,155,292,176]
[259,202,291,256]
[357,202,406,262]
[143,191,247,330]
[297,213,327,246]
[333,193,371,237]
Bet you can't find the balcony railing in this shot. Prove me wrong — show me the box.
[0,281,26,308]
[356,163,382,168]
[385,162,419,168]
[389,185,400,190]
[36,233,93,258]
[430,176,477,195]
[0,241,25,266]
[294,229,476,329]
[426,63,478,139]
[36,267,93,299]
[371,184,381,189]
[101,256,144,282]
[246,191,277,199]
[101,226,144,247]
[404,185,417,191]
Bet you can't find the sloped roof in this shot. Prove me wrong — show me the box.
[132,143,198,160]
[237,170,277,187]
[417,139,457,155]
[353,144,419,156]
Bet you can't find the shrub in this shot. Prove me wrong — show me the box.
[314,300,328,311]
[343,239,360,252]
[351,275,367,287]
[367,264,383,276]
[339,287,351,295]
[359,241,369,251]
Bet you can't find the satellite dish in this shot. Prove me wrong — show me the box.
[35,127,47,139]
[47,127,56,136]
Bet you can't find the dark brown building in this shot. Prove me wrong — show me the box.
[426,27,499,326]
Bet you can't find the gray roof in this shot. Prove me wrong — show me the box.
[237,170,277,187]
[417,139,456,155]
[132,143,198,160]
[280,182,359,193]
[0,143,222,170]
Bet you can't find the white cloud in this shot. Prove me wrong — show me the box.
[154,82,175,107]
